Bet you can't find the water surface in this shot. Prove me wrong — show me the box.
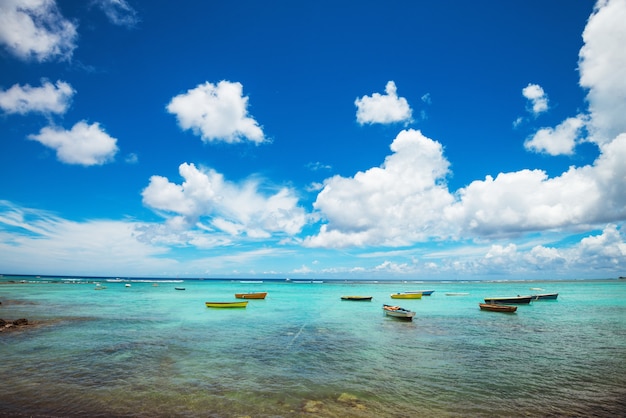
[1,277,625,417]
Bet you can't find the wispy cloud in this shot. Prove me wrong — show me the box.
[92,0,140,27]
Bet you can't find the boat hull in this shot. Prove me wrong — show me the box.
[406,290,434,296]
[341,296,373,301]
[484,296,532,304]
[235,292,267,299]
[391,293,422,299]
[383,304,415,320]
[531,293,558,300]
[205,301,248,308]
[479,303,517,313]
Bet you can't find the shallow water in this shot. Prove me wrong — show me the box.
[1,277,625,417]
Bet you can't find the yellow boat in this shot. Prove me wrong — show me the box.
[205,301,248,308]
[390,292,422,299]
[340,295,373,301]
[235,292,267,299]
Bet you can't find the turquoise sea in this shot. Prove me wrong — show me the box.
[1,276,625,417]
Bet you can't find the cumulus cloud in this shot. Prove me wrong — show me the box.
[93,0,139,27]
[306,125,626,247]
[142,163,306,240]
[0,80,74,115]
[524,115,587,155]
[166,81,266,144]
[578,0,626,145]
[448,133,626,238]
[28,121,119,166]
[576,224,626,268]
[355,81,413,125]
[522,83,549,115]
[0,0,77,62]
[481,225,626,274]
[304,129,454,248]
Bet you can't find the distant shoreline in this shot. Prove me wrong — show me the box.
[1,274,623,285]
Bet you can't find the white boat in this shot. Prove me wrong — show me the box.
[382,304,416,320]
[405,290,435,296]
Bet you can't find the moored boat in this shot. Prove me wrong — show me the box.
[391,292,422,299]
[382,304,416,320]
[175,287,186,290]
[445,292,469,296]
[235,292,267,299]
[405,290,435,296]
[484,295,532,304]
[340,295,373,301]
[531,293,558,300]
[479,303,517,313]
[205,301,248,308]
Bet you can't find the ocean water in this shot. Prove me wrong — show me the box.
[1,277,625,417]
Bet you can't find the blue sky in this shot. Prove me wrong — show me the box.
[1,0,625,280]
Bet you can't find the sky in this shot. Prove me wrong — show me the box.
[1,0,625,280]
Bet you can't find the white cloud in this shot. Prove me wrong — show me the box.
[28,121,119,166]
[524,115,587,155]
[166,81,266,144]
[522,83,549,115]
[93,0,139,27]
[576,224,626,268]
[125,153,138,164]
[0,80,74,115]
[306,123,626,247]
[142,162,307,240]
[0,0,77,62]
[578,0,626,145]
[304,129,454,248]
[448,133,626,238]
[355,81,413,125]
[0,201,174,276]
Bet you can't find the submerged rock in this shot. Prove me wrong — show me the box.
[0,318,29,332]
[302,400,324,413]
[337,392,366,410]
[337,393,358,404]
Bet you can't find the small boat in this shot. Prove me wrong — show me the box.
[484,296,532,304]
[479,303,517,313]
[340,296,373,301]
[175,287,186,290]
[531,293,558,300]
[205,301,248,308]
[125,283,131,287]
[235,292,267,299]
[405,290,434,296]
[382,304,416,320]
[445,292,469,296]
[390,292,422,299]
